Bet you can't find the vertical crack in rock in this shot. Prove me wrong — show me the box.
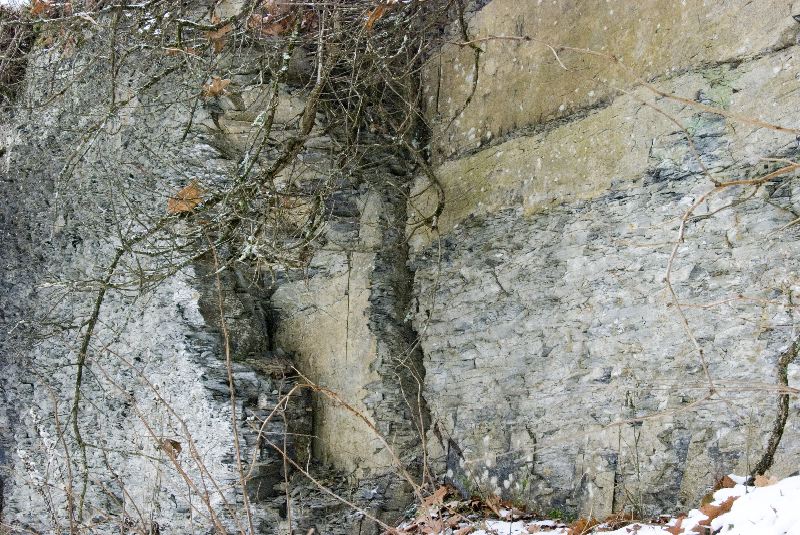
[192,257,313,529]
[363,173,431,526]
[266,144,433,531]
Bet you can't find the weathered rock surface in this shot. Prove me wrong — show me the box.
[3,0,800,531]
[426,0,800,158]
[0,23,317,533]
[410,0,800,517]
[272,171,428,528]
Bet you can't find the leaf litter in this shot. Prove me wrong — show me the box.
[395,474,800,535]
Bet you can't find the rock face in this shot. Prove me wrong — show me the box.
[0,2,424,532]
[425,0,800,158]
[2,0,800,532]
[410,0,800,517]
[0,34,311,531]
[0,10,332,532]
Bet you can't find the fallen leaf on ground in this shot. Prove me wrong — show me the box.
[484,495,502,516]
[568,517,600,535]
[420,486,448,508]
[694,496,737,533]
[665,516,685,535]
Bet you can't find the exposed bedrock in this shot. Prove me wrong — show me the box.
[2,0,800,531]
[409,0,800,517]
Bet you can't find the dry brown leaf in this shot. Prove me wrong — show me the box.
[445,515,463,528]
[526,526,541,534]
[754,474,778,487]
[261,0,294,17]
[248,13,293,37]
[568,517,600,535]
[420,486,448,508]
[420,518,444,534]
[206,23,233,53]
[694,496,737,533]
[201,76,230,98]
[167,181,205,214]
[701,475,738,506]
[161,438,182,457]
[365,4,390,30]
[484,494,502,516]
[30,0,50,16]
[246,0,298,36]
[600,512,637,530]
[665,516,685,535]
[454,526,475,535]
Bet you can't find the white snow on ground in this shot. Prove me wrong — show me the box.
[677,475,800,535]
[0,0,24,9]
[431,475,800,535]
[470,519,667,534]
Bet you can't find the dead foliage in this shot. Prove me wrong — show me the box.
[206,20,233,53]
[245,0,317,37]
[754,474,778,487]
[714,475,737,490]
[693,496,737,534]
[201,76,230,98]
[665,517,685,535]
[160,438,183,457]
[365,4,392,30]
[567,517,600,535]
[167,180,205,214]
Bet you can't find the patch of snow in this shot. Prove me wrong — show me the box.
[0,0,24,9]
[676,475,800,535]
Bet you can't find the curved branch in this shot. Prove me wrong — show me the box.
[69,246,123,521]
[750,336,800,478]
[69,219,168,520]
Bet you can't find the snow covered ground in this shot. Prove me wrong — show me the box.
[398,475,800,534]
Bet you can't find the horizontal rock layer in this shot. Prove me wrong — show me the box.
[410,3,800,516]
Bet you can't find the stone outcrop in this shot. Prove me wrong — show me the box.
[2,0,800,532]
[0,18,322,532]
[410,0,800,517]
[0,2,424,532]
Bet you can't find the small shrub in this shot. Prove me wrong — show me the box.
[0,5,34,105]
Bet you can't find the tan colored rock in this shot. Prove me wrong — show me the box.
[427,0,800,156]
[411,48,800,251]
[272,251,395,475]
